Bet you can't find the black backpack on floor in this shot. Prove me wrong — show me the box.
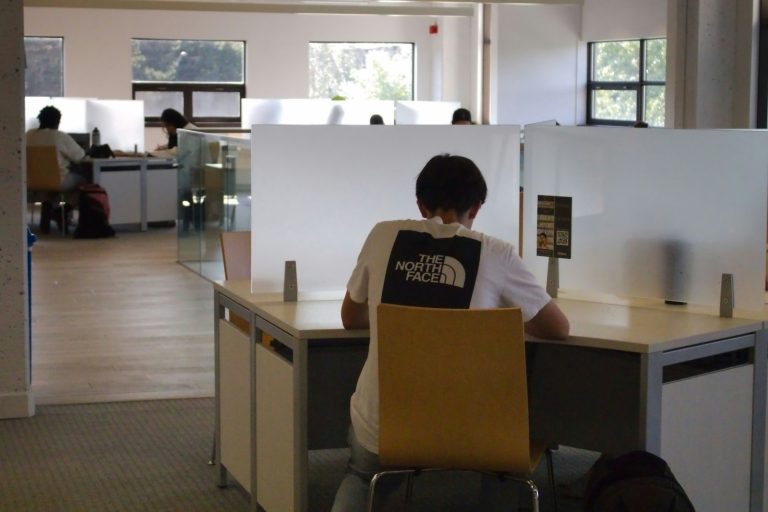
[584,451,696,512]
[74,184,115,239]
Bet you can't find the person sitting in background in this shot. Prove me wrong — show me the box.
[26,106,87,233]
[153,108,196,156]
[331,154,569,512]
[451,107,473,125]
[369,114,384,125]
[27,106,87,191]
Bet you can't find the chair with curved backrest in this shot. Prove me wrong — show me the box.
[26,145,67,234]
[220,230,252,332]
[371,304,557,512]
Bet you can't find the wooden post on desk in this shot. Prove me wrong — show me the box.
[284,261,297,302]
[719,273,734,318]
[546,256,559,298]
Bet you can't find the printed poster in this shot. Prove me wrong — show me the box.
[536,195,572,259]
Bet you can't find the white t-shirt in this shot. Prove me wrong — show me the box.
[346,217,552,453]
[26,129,86,179]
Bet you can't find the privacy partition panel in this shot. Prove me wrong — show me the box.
[25,97,145,151]
[25,96,92,132]
[523,126,768,312]
[394,100,461,125]
[84,100,145,152]
[250,125,520,295]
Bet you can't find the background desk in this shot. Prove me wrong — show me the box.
[90,157,176,230]
[213,280,766,512]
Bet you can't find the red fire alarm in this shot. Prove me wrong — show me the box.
[429,23,438,35]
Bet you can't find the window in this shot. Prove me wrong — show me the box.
[587,38,666,126]
[309,42,414,100]
[131,39,245,126]
[25,37,64,96]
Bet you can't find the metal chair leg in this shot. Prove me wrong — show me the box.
[546,449,558,512]
[208,431,216,465]
[404,472,415,503]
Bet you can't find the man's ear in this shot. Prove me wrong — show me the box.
[417,200,430,219]
[467,202,482,220]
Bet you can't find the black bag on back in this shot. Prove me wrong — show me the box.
[584,451,696,512]
[74,184,116,239]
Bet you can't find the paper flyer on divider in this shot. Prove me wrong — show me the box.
[536,195,572,259]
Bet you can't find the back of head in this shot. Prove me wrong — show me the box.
[416,154,487,214]
[451,108,472,125]
[37,106,62,130]
[160,108,188,128]
[370,114,384,125]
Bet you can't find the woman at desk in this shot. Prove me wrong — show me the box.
[152,108,196,156]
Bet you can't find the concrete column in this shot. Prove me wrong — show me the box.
[667,0,760,128]
[0,0,35,419]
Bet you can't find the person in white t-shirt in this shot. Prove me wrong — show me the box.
[330,154,569,512]
[26,106,86,189]
[26,106,87,233]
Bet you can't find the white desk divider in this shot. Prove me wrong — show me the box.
[250,125,521,296]
[85,100,145,152]
[241,99,334,127]
[330,100,395,125]
[523,126,768,312]
[394,100,461,125]
[25,96,93,132]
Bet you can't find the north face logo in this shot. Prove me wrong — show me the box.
[394,254,466,288]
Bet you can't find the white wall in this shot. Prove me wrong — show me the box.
[582,0,667,41]
[493,4,581,126]
[25,7,474,146]
[491,0,667,126]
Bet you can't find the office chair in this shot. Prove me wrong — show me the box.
[26,146,69,235]
[220,230,252,332]
[371,304,557,512]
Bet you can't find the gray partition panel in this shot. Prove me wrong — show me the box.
[527,343,641,454]
[307,340,368,450]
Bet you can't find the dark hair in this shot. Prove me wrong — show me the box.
[369,114,384,125]
[451,108,472,125]
[160,108,188,129]
[37,106,62,129]
[416,154,487,214]
[633,121,649,128]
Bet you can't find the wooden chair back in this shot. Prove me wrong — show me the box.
[26,146,61,191]
[220,231,252,334]
[377,304,533,474]
[220,231,251,280]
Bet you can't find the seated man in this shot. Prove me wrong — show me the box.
[26,105,87,233]
[331,154,569,511]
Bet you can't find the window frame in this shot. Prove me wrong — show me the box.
[131,38,246,127]
[308,41,416,101]
[132,83,246,127]
[586,38,666,126]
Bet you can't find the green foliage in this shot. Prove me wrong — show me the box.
[132,39,244,83]
[594,41,639,82]
[592,39,667,125]
[25,37,63,96]
[309,42,412,100]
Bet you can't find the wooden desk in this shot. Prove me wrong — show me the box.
[90,157,176,230]
[213,280,766,512]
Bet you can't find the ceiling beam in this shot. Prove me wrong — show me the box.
[24,0,475,16]
[24,0,583,16]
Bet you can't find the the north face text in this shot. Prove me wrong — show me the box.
[394,254,466,287]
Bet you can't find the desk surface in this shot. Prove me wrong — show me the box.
[215,279,763,353]
[215,280,367,340]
